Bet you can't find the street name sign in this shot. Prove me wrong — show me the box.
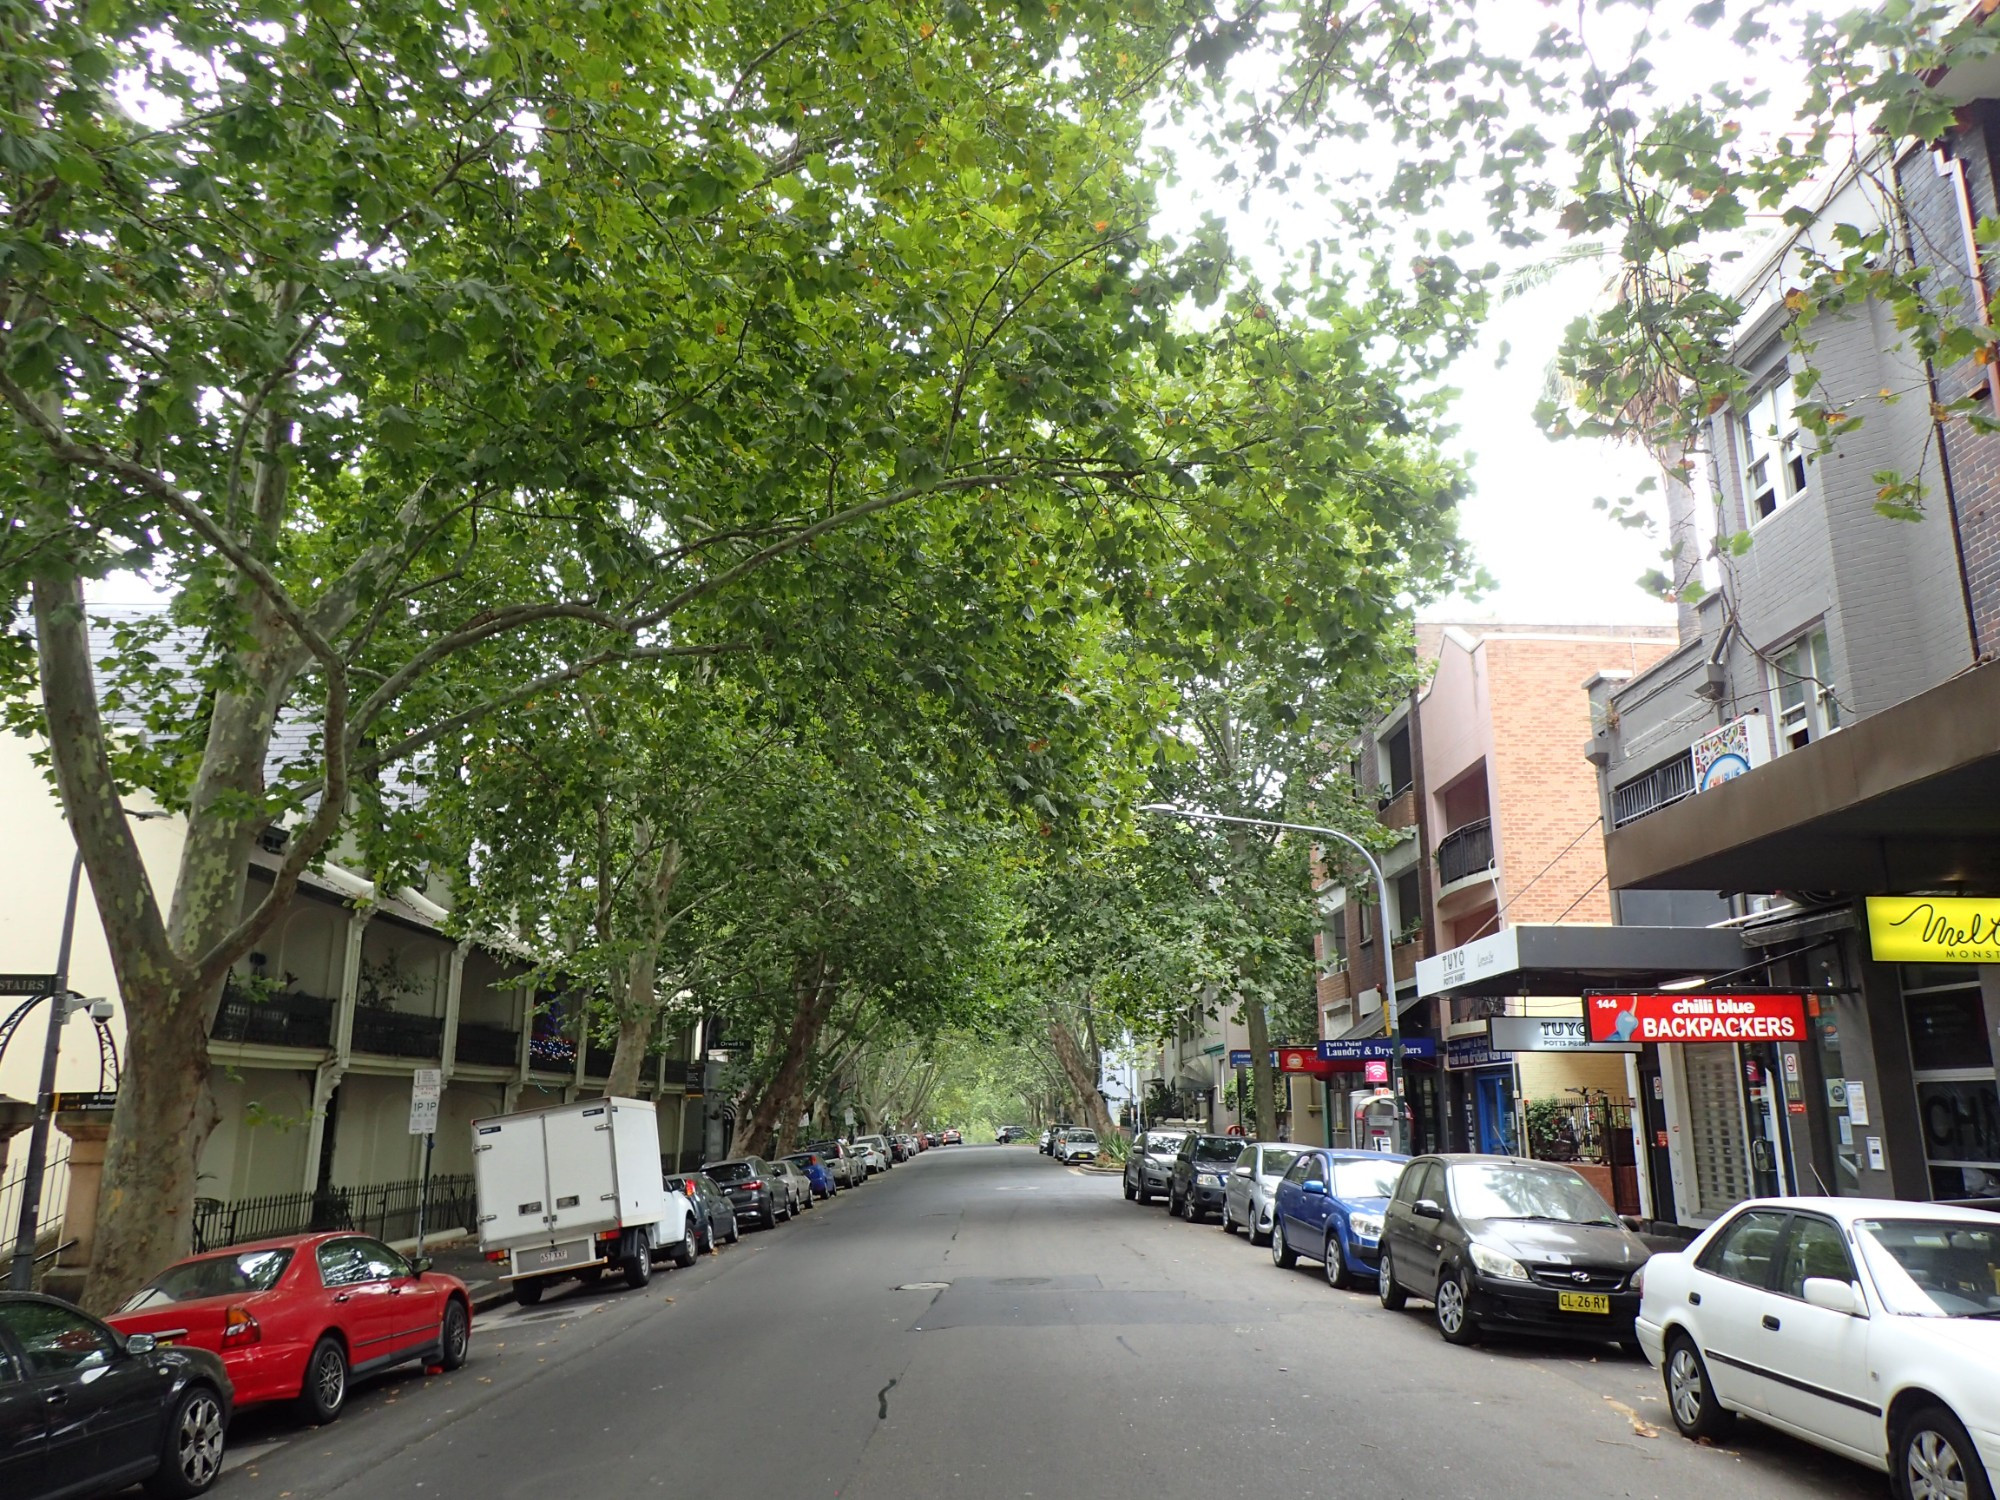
[0,975,59,996]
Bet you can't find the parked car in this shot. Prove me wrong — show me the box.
[1221,1141,1311,1246]
[808,1139,865,1189]
[672,1172,741,1250]
[943,1128,962,1144]
[852,1135,892,1174]
[1375,1153,1650,1348]
[2,1290,234,1499]
[1039,1124,1073,1156]
[770,1158,815,1216]
[1169,1133,1247,1223]
[1054,1128,1100,1163]
[107,1233,471,1425]
[1268,1148,1408,1284]
[782,1151,838,1199]
[704,1158,788,1228]
[1637,1197,2000,1499]
[996,1125,1029,1143]
[926,1131,941,1148]
[1123,1128,1191,1205]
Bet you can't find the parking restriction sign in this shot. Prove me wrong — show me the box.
[408,1069,442,1135]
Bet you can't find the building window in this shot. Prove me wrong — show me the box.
[1379,724,1413,804]
[1357,891,1373,947]
[1901,967,2000,1201]
[1771,628,1839,752]
[1740,368,1810,521]
[1392,870,1422,944]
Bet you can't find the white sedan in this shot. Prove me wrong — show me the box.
[1635,1196,2000,1500]
[1054,1129,1099,1163]
[1221,1142,1308,1246]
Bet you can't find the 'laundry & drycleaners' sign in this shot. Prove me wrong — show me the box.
[1585,991,1807,1045]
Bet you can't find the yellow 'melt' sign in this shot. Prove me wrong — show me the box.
[1866,896,2000,963]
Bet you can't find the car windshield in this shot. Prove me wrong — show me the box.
[1146,1134,1188,1156]
[705,1162,755,1184]
[1332,1159,1404,1200]
[1194,1137,1241,1162]
[1067,1131,1097,1143]
[120,1247,294,1309]
[1260,1149,1306,1178]
[1855,1219,2000,1318]
[1446,1162,1617,1225]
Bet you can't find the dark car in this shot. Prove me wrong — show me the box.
[1169,1134,1246,1223]
[673,1172,741,1251]
[1122,1128,1190,1204]
[782,1151,838,1199]
[703,1157,788,1229]
[1376,1154,1651,1348]
[1039,1123,1074,1156]
[1,1290,233,1498]
[1269,1148,1408,1285]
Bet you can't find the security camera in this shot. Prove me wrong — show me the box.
[86,998,114,1021]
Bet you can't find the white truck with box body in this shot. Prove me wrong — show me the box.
[472,1096,695,1305]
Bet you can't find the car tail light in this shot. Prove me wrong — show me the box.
[744,1180,763,1191]
[221,1305,261,1348]
[485,1250,507,1263]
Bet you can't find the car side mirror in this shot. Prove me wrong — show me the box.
[409,1256,433,1276]
[1302,1179,1328,1196]
[1802,1277,1866,1317]
[1619,1215,1646,1234]
[124,1332,158,1356]
[1413,1198,1444,1221]
[1233,1165,1254,1178]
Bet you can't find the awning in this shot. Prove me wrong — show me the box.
[1336,987,1426,1040]
[1415,923,1749,999]
[1606,659,2000,893]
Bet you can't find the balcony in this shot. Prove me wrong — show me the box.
[351,1007,444,1059]
[584,1037,617,1078]
[1435,818,1497,908]
[211,986,335,1051]
[1317,968,1353,1005]
[1377,786,1418,831]
[1611,750,1695,829]
[454,1021,520,1069]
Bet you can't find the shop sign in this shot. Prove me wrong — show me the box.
[1692,714,1768,792]
[1364,1061,1389,1084]
[1585,991,1807,1045]
[1277,1047,1322,1074]
[1316,1037,1437,1065]
[1485,1015,1640,1054]
[1865,896,2000,963]
[1446,1034,1511,1070]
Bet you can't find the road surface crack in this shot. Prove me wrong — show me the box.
[877,1376,898,1420]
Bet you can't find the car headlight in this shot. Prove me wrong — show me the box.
[1468,1242,1530,1282]
[1198,1172,1223,1187]
[1629,1263,1645,1295]
[1349,1212,1384,1242]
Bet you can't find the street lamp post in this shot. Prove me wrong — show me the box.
[8,851,85,1291]
[1138,804,1408,1154]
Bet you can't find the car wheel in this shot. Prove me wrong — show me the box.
[1124,1177,1138,1201]
[671,1236,699,1269]
[1137,1179,1153,1205]
[622,1242,651,1288]
[144,1383,227,1497]
[1434,1265,1478,1345]
[438,1297,471,1371]
[1898,1405,1993,1500]
[1221,1205,1237,1234]
[513,1277,545,1307]
[1272,1216,1299,1269]
[1377,1246,1408,1310]
[1324,1232,1352,1290]
[1664,1334,1735,1441]
[1182,1191,1202,1224]
[295,1335,349,1424]
[727,1219,742,1245]
[1167,1185,1182,1214]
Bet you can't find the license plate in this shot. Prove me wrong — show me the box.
[1558,1292,1610,1314]
[526,1239,593,1272]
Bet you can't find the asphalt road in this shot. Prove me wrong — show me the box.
[214,1144,1887,1500]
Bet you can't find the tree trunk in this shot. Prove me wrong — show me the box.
[735,955,837,1157]
[1243,995,1278,1140]
[1047,1013,1116,1136]
[606,836,682,1097]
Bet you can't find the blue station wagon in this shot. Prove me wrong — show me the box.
[1270,1149,1409,1288]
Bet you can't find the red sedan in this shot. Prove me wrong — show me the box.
[107,1231,471,1424]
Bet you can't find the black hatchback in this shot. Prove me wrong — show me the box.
[1375,1154,1651,1349]
[0,1290,234,1498]
[1168,1134,1245,1223]
[703,1157,785,1228]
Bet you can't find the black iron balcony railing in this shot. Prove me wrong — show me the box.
[1436,818,1495,887]
[584,1038,616,1077]
[454,1020,520,1068]
[351,1007,444,1059]
[210,986,336,1050]
[1611,750,1696,828]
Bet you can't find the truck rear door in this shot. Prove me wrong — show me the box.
[473,1112,554,1247]
[543,1102,621,1238]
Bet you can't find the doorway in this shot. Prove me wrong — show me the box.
[1475,1070,1516,1155]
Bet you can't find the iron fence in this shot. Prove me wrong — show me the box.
[1436,818,1495,886]
[0,1147,70,1252]
[192,1173,478,1252]
[351,1007,445,1059]
[210,986,336,1049]
[454,1021,520,1067]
